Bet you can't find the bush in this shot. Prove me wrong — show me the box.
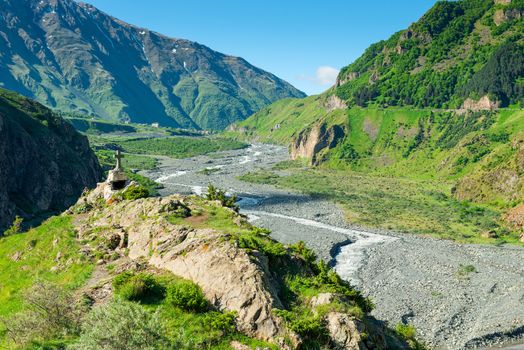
[112,272,165,303]
[274,309,325,339]
[290,241,317,264]
[165,280,208,312]
[206,184,239,212]
[71,299,171,350]
[3,216,23,237]
[202,311,237,335]
[122,184,149,200]
[1,282,83,346]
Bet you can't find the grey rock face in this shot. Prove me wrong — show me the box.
[0,88,102,232]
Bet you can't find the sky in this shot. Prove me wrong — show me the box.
[83,0,437,95]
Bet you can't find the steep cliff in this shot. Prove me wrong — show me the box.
[0,88,101,233]
[291,122,345,165]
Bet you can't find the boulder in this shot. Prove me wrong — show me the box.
[326,312,367,350]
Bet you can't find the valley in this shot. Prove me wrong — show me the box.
[0,0,523,349]
[142,144,524,350]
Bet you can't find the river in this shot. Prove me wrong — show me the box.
[143,144,524,350]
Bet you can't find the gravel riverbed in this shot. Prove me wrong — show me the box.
[142,144,524,350]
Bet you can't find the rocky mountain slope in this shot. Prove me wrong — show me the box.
[0,88,101,233]
[0,0,305,130]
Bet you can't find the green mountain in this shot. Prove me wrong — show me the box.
[0,88,101,233]
[0,0,305,130]
[335,0,524,109]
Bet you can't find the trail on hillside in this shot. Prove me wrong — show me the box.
[143,144,524,350]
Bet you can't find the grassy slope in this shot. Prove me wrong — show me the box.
[0,216,94,344]
[1,195,409,349]
[238,106,524,244]
[228,95,346,144]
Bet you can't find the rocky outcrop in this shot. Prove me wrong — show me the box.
[325,95,348,112]
[74,188,288,343]
[326,313,367,350]
[291,123,346,165]
[493,0,523,26]
[494,7,523,25]
[462,95,501,111]
[336,72,359,87]
[0,88,101,233]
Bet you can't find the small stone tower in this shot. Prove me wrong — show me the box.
[107,150,128,190]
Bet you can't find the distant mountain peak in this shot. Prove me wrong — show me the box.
[0,0,305,129]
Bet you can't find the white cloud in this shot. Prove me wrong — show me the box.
[298,66,340,86]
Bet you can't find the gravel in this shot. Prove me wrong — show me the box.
[143,144,524,350]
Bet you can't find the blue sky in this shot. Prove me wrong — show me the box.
[84,0,437,95]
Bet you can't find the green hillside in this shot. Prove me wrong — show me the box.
[336,0,524,108]
[0,0,305,130]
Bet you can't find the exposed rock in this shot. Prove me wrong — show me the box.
[10,251,22,262]
[291,123,346,165]
[0,88,102,233]
[325,95,348,112]
[337,72,359,87]
[494,7,523,26]
[310,293,337,308]
[230,341,251,350]
[462,95,500,111]
[326,312,367,350]
[503,203,524,230]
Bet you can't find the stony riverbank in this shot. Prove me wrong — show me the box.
[142,144,524,350]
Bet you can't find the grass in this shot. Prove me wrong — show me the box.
[239,164,521,244]
[107,137,247,159]
[0,216,94,346]
[95,149,158,170]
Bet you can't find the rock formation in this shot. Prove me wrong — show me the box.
[462,95,501,111]
[0,88,101,233]
[291,122,345,165]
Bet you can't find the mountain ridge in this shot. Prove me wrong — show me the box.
[0,0,305,130]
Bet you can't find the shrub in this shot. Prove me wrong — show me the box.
[274,309,325,339]
[395,323,427,350]
[202,311,237,335]
[122,184,149,200]
[290,241,317,264]
[71,299,171,350]
[206,184,239,212]
[165,280,208,312]
[3,216,23,237]
[1,282,83,346]
[456,264,477,279]
[112,272,165,303]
